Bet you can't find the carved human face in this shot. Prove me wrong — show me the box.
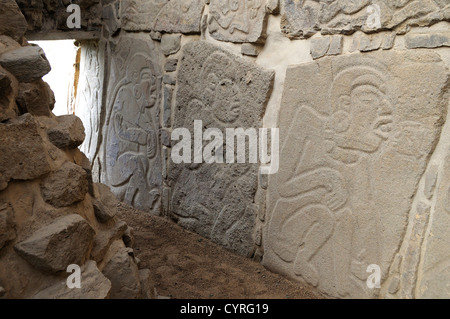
[205,72,241,124]
[213,78,241,123]
[132,66,158,111]
[346,85,393,152]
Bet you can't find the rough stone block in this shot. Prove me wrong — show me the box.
[41,162,89,208]
[0,114,52,191]
[15,214,95,273]
[208,0,267,43]
[47,115,86,150]
[0,45,51,83]
[103,36,162,212]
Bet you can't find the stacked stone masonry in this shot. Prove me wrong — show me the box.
[1,0,448,298]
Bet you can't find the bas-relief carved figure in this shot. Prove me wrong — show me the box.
[169,42,273,256]
[280,0,449,38]
[77,41,103,163]
[121,0,204,33]
[208,0,267,43]
[104,37,162,212]
[264,51,448,298]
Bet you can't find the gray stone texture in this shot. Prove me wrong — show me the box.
[0,46,51,83]
[208,0,268,43]
[263,50,449,298]
[0,202,16,251]
[102,247,142,299]
[0,0,27,41]
[280,0,450,39]
[76,41,105,163]
[160,34,181,56]
[169,41,274,257]
[121,0,204,34]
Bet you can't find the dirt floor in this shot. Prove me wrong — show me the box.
[117,202,322,299]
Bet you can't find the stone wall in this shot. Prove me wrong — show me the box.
[0,0,153,299]
[12,0,450,298]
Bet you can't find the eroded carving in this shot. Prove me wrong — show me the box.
[208,0,268,43]
[169,41,274,256]
[121,0,204,34]
[103,36,163,212]
[77,41,104,163]
[280,0,449,39]
[264,51,447,298]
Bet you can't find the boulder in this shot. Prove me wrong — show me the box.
[47,115,86,150]
[16,80,55,116]
[14,214,95,273]
[0,0,27,41]
[32,261,111,299]
[92,199,116,223]
[91,221,127,262]
[0,114,52,191]
[0,45,51,83]
[102,247,141,299]
[41,162,89,208]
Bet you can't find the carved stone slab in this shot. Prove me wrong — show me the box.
[103,35,163,212]
[121,0,205,34]
[263,50,449,298]
[280,0,449,39]
[169,41,274,256]
[77,41,105,163]
[208,0,268,43]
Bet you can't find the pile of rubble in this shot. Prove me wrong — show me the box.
[0,0,153,299]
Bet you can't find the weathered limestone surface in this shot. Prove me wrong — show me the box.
[169,41,274,257]
[263,50,449,298]
[41,162,89,208]
[280,0,450,39]
[121,0,204,34]
[14,214,95,273]
[208,0,268,43]
[16,80,55,117]
[103,35,163,212]
[77,41,105,163]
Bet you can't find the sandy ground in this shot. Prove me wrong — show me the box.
[117,202,322,299]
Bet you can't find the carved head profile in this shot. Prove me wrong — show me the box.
[328,65,394,154]
[200,51,242,124]
[125,53,159,112]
